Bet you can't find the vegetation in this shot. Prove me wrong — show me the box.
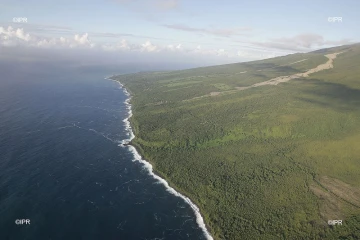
[112,43,360,239]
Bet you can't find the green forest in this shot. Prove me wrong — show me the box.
[112,43,360,239]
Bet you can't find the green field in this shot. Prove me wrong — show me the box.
[112,43,360,239]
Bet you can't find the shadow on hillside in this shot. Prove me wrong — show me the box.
[293,78,360,111]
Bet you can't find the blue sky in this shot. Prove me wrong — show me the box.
[0,0,359,65]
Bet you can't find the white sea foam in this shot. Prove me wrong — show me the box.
[114,79,213,240]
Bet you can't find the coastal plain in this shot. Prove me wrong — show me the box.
[112,44,360,239]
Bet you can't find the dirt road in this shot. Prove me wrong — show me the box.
[236,51,345,91]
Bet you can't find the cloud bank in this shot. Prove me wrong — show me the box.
[0,25,266,62]
[1,25,352,67]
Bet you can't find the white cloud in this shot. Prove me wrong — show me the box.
[0,26,32,46]
[216,48,226,56]
[166,43,182,51]
[116,39,130,49]
[140,40,158,52]
[0,26,94,49]
[14,28,31,41]
[193,45,202,53]
[254,34,353,52]
[36,38,58,47]
[102,39,131,51]
[74,33,90,45]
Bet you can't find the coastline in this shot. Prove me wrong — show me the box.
[108,77,214,240]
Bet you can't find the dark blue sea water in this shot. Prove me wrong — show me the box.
[0,63,208,240]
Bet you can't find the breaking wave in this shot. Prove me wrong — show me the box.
[113,79,213,240]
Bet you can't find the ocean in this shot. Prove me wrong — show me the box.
[0,62,210,240]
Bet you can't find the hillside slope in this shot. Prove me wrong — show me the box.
[113,43,360,239]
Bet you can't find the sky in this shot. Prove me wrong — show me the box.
[0,0,359,67]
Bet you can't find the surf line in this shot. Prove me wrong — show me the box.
[114,79,213,240]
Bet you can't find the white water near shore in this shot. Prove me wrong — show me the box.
[107,77,214,240]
